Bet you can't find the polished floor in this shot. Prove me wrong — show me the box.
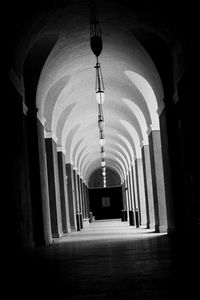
[8,219,199,299]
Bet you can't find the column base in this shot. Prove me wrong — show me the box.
[70,226,77,232]
[121,210,128,222]
[147,222,155,229]
[52,233,61,238]
[155,224,167,233]
[129,210,135,226]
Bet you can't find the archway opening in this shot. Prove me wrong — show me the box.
[88,168,123,220]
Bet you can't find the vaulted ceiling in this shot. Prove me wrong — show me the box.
[11,0,190,187]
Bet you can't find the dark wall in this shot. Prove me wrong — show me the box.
[89,186,123,220]
[7,82,35,252]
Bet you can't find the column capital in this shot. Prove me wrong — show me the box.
[57,145,66,155]
[157,101,165,116]
[140,138,149,147]
[37,111,46,126]
[44,130,58,143]
[146,123,160,135]
[73,166,78,172]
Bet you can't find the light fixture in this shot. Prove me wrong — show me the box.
[101,160,105,167]
[99,139,105,146]
[98,115,104,131]
[101,146,105,158]
[95,62,105,104]
[90,0,102,58]
[90,0,107,188]
[99,130,105,146]
[96,91,105,105]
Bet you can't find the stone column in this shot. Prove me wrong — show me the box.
[129,167,135,210]
[128,168,135,226]
[132,162,140,227]
[45,134,62,238]
[80,178,84,218]
[141,144,155,229]
[82,183,86,218]
[37,116,52,244]
[78,175,83,215]
[130,165,137,211]
[81,179,87,219]
[148,127,167,232]
[121,181,128,221]
[77,174,83,228]
[66,164,77,230]
[86,186,90,215]
[122,182,127,211]
[26,108,45,246]
[85,183,90,218]
[124,177,130,219]
[135,158,147,227]
[158,102,175,233]
[73,169,79,212]
[73,169,81,230]
[57,148,71,233]
[127,172,132,208]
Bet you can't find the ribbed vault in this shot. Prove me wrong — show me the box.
[34,0,164,187]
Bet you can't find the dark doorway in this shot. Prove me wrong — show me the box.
[89,186,123,220]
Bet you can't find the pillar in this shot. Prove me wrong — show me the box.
[83,183,88,218]
[78,175,84,215]
[131,165,137,211]
[77,174,83,228]
[73,169,79,212]
[141,144,155,229]
[122,182,127,211]
[135,158,147,227]
[127,172,132,209]
[73,168,81,230]
[37,115,52,244]
[57,148,71,233]
[81,179,87,219]
[26,108,46,245]
[85,183,90,218]
[132,161,140,227]
[158,102,176,233]
[124,177,130,220]
[148,128,167,232]
[66,164,77,230]
[130,167,135,211]
[45,135,62,238]
[128,168,135,226]
[86,186,90,215]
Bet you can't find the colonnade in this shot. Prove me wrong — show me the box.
[16,93,171,247]
[37,122,90,241]
[122,126,168,233]
[37,120,169,242]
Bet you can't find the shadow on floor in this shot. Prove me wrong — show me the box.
[5,220,200,299]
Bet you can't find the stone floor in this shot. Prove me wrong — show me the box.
[7,219,199,299]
